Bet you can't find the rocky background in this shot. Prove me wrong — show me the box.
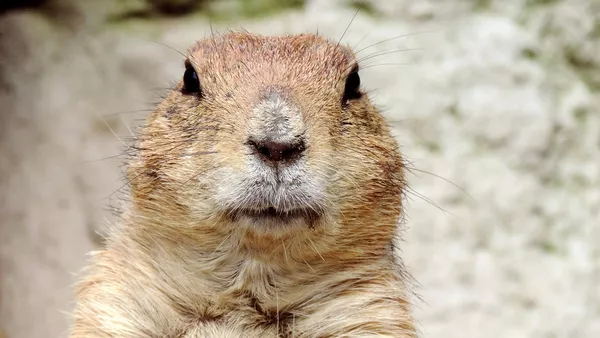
[0,0,599,337]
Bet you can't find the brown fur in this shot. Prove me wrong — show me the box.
[69,32,416,337]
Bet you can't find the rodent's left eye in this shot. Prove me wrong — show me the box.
[182,61,201,95]
[342,68,361,105]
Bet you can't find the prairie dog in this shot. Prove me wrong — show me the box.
[70,32,416,337]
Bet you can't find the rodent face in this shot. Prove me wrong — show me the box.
[130,33,404,242]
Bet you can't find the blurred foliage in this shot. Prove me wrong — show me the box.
[227,0,304,19]
[0,0,48,12]
[347,0,378,16]
[472,0,491,11]
[525,0,558,6]
[108,0,305,21]
[148,0,202,15]
[0,0,81,29]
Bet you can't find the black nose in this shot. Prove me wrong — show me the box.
[248,138,305,164]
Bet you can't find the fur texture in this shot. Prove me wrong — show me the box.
[69,32,415,337]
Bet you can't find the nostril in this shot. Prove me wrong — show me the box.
[257,144,271,158]
[248,138,305,163]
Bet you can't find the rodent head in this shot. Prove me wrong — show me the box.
[129,32,404,257]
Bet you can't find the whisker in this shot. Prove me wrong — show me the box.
[353,30,436,55]
[351,31,371,51]
[103,109,154,117]
[94,112,130,149]
[360,62,413,70]
[355,48,423,65]
[82,152,132,163]
[404,165,477,203]
[150,40,187,59]
[404,185,460,219]
[212,233,232,254]
[337,6,362,46]
[303,259,316,273]
[120,116,137,139]
[305,234,325,261]
[281,240,289,263]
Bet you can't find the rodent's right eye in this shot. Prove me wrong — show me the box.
[342,66,362,105]
[182,61,201,95]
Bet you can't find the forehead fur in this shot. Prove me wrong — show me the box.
[188,32,356,85]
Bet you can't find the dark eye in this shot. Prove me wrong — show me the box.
[182,61,201,95]
[342,69,361,105]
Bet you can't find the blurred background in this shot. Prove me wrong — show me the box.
[1,0,599,337]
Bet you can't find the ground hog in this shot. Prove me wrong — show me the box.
[70,32,416,337]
